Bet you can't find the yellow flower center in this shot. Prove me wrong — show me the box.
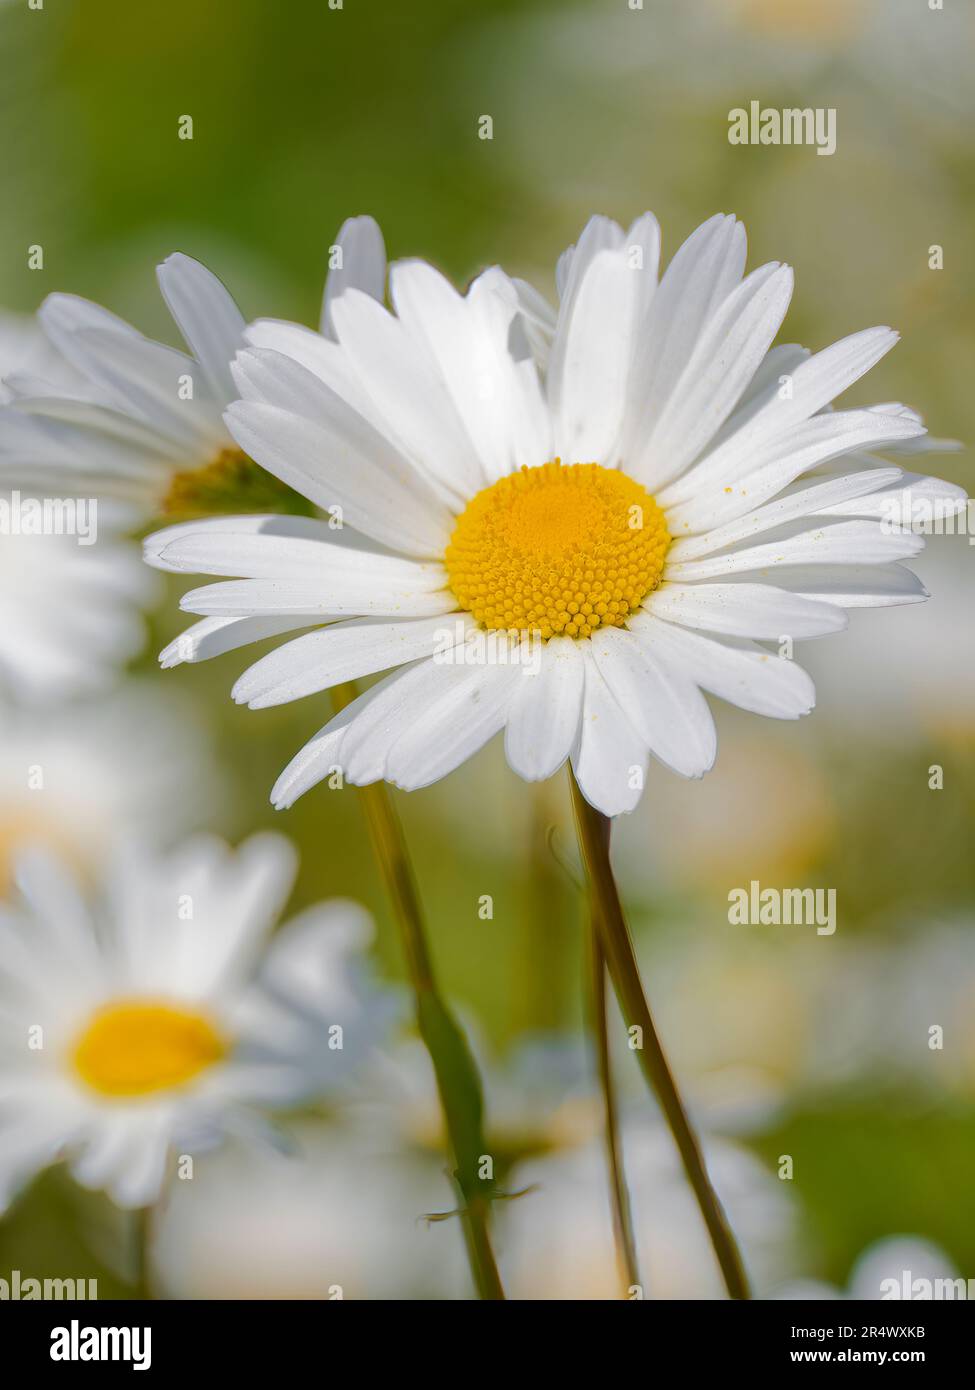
[445,461,670,640]
[72,1000,227,1098]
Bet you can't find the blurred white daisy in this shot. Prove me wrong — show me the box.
[498,1113,798,1299]
[148,211,963,816]
[0,833,380,1211]
[775,1235,962,1300]
[0,218,386,521]
[0,522,156,705]
[150,1121,469,1300]
[0,683,223,894]
[360,1030,599,1166]
[0,311,159,702]
[833,921,975,1100]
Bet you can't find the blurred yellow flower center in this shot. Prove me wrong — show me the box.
[445,461,670,640]
[72,1000,227,1097]
[161,447,314,520]
[736,0,861,41]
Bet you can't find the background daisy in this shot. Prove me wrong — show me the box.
[0,220,386,524]
[0,833,382,1211]
[0,683,223,893]
[0,523,156,705]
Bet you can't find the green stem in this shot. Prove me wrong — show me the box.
[332,682,505,1301]
[569,769,751,1301]
[523,780,571,1030]
[588,915,642,1296]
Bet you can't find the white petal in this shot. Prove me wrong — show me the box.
[631,262,794,488]
[589,626,716,777]
[384,662,522,790]
[332,656,487,785]
[862,402,961,455]
[12,849,99,973]
[0,1111,75,1215]
[766,563,929,608]
[62,327,225,449]
[321,215,387,337]
[663,411,923,535]
[231,614,471,708]
[557,214,626,304]
[159,615,318,668]
[231,340,364,423]
[665,519,924,582]
[38,292,141,354]
[629,614,815,719]
[511,277,557,369]
[621,214,746,454]
[106,1122,172,1209]
[329,288,483,501]
[322,658,475,786]
[467,268,551,471]
[225,398,452,557]
[668,463,904,560]
[155,528,447,585]
[157,253,246,404]
[179,576,455,619]
[570,650,648,817]
[7,394,187,461]
[71,1115,136,1191]
[548,247,645,465]
[144,513,342,571]
[662,326,900,508]
[243,318,373,415]
[271,695,366,809]
[621,211,662,317]
[815,471,967,524]
[503,637,584,780]
[644,582,847,639]
[0,407,179,497]
[389,259,549,481]
[729,343,810,418]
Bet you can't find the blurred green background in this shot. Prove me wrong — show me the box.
[1,0,974,1297]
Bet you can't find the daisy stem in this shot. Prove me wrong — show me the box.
[568,769,751,1301]
[587,915,642,1296]
[331,682,506,1301]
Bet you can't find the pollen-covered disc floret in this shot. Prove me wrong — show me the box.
[445,461,671,639]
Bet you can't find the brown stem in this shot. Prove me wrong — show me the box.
[569,769,750,1300]
[588,915,642,1295]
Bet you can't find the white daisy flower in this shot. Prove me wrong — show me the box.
[823,920,975,1100]
[499,1115,798,1299]
[0,218,386,521]
[774,1235,963,1301]
[0,834,378,1211]
[360,1031,598,1164]
[0,682,223,894]
[0,522,156,705]
[146,212,965,817]
[150,1121,469,1300]
[0,312,159,702]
